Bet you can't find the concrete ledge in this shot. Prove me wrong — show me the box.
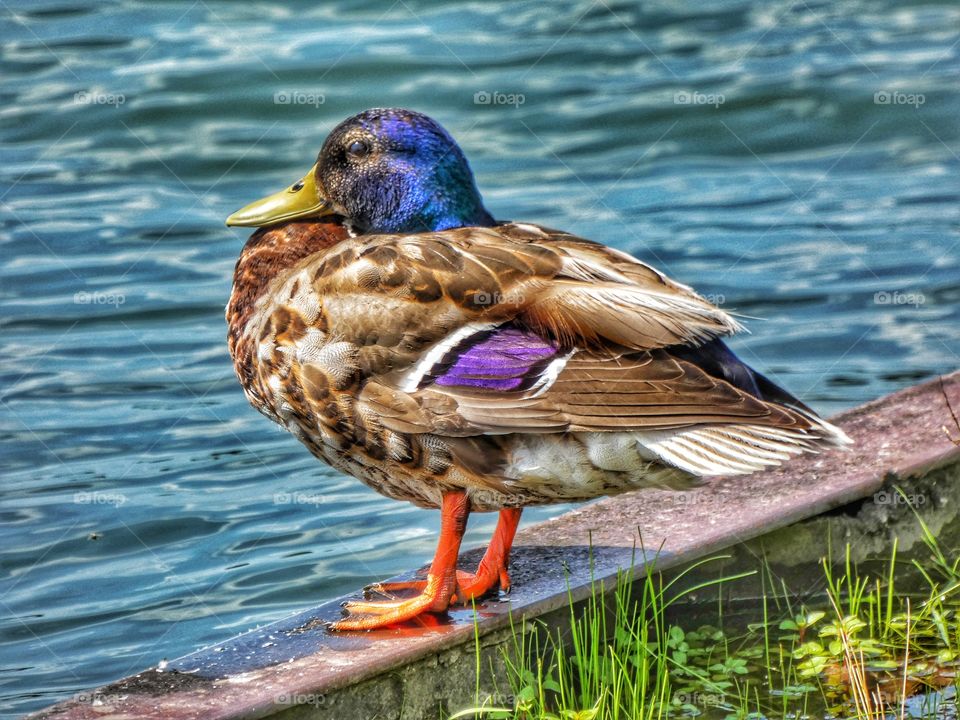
[31,372,960,720]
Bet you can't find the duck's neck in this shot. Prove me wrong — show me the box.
[363,195,496,234]
[416,191,496,232]
[360,167,496,233]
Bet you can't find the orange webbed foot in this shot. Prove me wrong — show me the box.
[453,565,512,603]
[331,492,468,631]
[364,567,510,604]
[453,507,521,603]
[332,576,454,630]
[363,579,428,599]
[329,500,523,632]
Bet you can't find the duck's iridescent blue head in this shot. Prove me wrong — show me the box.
[317,108,495,233]
[226,108,495,234]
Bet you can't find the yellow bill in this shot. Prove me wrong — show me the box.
[225,163,336,227]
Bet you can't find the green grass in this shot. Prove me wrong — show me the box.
[450,493,960,720]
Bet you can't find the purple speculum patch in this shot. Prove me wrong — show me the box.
[433,327,558,391]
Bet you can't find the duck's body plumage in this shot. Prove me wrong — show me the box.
[228,220,846,513]
[225,108,849,629]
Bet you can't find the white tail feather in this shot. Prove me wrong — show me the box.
[636,417,851,477]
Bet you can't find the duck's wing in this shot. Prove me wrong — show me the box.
[360,336,848,475]
[280,223,845,477]
[310,222,741,352]
[493,222,745,348]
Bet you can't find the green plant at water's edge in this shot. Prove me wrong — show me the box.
[450,549,756,720]
[450,497,960,720]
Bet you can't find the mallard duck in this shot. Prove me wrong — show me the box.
[225,108,849,631]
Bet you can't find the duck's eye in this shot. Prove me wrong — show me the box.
[347,140,370,159]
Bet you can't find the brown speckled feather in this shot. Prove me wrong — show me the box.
[228,221,848,511]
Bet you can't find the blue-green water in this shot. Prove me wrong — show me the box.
[1,0,958,715]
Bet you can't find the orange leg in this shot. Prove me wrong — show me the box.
[363,508,523,605]
[455,507,522,601]
[331,491,469,631]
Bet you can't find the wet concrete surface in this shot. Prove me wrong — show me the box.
[29,372,960,719]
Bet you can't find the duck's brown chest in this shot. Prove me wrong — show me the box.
[227,229,458,508]
[235,300,454,508]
